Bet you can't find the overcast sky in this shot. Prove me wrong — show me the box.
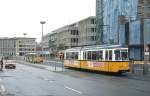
[0,0,95,42]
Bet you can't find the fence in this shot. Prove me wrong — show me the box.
[130,60,150,75]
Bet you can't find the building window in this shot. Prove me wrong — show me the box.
[71,38,78,43]
[19,45,22,47]
[91,28,96,32]
[91,19,95,24]
[91,36,96,41]
[19,48,22,51]
[71,30,79,35]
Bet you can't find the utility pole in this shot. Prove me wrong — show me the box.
[143,0,149,74]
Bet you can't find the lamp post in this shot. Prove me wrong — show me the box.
[23,33,27,37]
[40,21,46,52]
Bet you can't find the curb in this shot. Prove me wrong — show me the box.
[16,60,65,72]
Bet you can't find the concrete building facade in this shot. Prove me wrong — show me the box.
[15,38,36,56]
[43,16,96,54]
[0,37,36,57]
[0,38,16,57]
[42,33,51,51]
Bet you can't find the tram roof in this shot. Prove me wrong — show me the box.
[65,45,127,51]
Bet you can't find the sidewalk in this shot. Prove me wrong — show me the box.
[127,71,150,82]
[16,60,65,72]
[126,63,150,82]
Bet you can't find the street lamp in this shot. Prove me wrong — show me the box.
[23,33,27,37]
[40,21,46,51]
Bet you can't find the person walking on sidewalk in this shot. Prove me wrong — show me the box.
[0,58,3,71]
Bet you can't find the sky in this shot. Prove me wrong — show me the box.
[0,0,95,42]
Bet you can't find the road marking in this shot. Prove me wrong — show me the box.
[44,78,49,81]
[0,84,6,93]
[0,78,2,82]
[43,60,62,64]
[64,86,82,94]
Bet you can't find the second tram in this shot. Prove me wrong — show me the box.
[25,53,43,63]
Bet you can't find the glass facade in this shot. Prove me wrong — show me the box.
[96,0,138,44]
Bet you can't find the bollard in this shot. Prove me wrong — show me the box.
[62,61,64,71]
[55,61,56,71]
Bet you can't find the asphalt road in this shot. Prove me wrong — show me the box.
[0,62,150,96]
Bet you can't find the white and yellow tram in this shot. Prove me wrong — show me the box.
[64,45,129,73]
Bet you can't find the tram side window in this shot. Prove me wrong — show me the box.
[105,51,109,60]
[114,50,121,60]
[92,51,97,60]
[87,51,97,60]
[99,51,103,60]
[109,50,112,60]
[96,51,103,60]
[87,51,92,60]
[87,51,103,60]
[121,50,128,60]
[66,52,71,59]
[83,52,87,60]
[66,52,78,60]
[70,52,78,60]
[74,52,78,60]
[40,54,42,57]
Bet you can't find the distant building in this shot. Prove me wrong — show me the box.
[0,38,16,57]
[15,37,36,56]
[0,37,36,57]
[42,16,96,55]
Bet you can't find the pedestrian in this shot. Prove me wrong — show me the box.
[0,58,3,71]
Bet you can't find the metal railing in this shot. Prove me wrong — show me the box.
[130,60,150,75]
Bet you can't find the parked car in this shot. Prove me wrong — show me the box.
[5,63,16,69]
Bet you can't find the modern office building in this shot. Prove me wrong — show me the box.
[96,0,138,44]
[0,37,36,57]
[96,0,150,60]
[128,0,150,60]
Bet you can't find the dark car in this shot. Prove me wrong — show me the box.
[5,63,16,69]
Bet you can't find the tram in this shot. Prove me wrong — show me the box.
[64,45,129,73]
[25,53,43,63]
